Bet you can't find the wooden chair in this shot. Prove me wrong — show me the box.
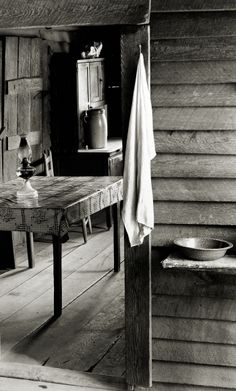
[26,149,92,268]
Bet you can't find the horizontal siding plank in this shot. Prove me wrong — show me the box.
[152,84,236,107]
[152,361,236,388]
[154,201,236,225]
[152,154,236,178]
[152,383,234,391]
[152,317,236,344]
[152,225,236,247]
[154,130,236,154]
[151,12,236,39]
[152,295,236,321]
[153,108,236,130]
[152,0,236,12]
[152,254,236,298]
[151,37,236,61]
[151,61,236,84]
[0,0,150,28]
[153,339,236,367]
[152,179,236,201]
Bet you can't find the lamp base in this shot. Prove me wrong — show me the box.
[17,179,38,199]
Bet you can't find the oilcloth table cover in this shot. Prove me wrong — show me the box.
[0,176,123,237]
[122,53,156,247]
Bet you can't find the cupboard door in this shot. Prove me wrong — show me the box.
[89,60,104,104]
[77,62,90,111]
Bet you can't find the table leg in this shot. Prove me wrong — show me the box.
[52,235,62,318]
[112,202,120,272]
[26,232,35,268]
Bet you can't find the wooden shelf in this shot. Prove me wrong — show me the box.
[162,253,236,274]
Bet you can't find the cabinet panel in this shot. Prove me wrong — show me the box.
[108,152,123,175]
[89,61,105,104]
[77,62,89,111]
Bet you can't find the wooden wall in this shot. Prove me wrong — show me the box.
[150,1,236,247]
[151,249,236,390]
[151,2,236,389]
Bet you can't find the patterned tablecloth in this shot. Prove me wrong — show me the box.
[0,176,123,237]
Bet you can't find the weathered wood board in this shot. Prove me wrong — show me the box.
[151,37,236,61]
[153,339,236,367]
[152,317,236,344]
[152,361,236,388]
[153,107,236,131]
[151,61,236,84]
[154,201,236,225]
[151,12,236,39]
[152,178,236,201]
[152,84,236,107]
[0,0,150,28]
[152,225,236,247]
[152,0,236,12]
[151,154,236,178]
[154,130,236,154]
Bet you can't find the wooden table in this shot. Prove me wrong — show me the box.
[0,176,123,318]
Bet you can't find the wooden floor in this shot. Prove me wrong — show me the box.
[0,211,125,380]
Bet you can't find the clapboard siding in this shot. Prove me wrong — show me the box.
[154,130,236,154]
[152,362,236,388]
[151,37,236,61]
[152,317,236,344]
[152,155,236,178]
[152,225,236,247]
[150,4,236,387]
[153,108,236,130]
[152,179,236,201]
[152,61,236,84]
[151,12,236,39]
[154,202,236,225]
[153,339,236,367]
[152,295,236,321]
[152,84,236,107]
[152,0,236,12]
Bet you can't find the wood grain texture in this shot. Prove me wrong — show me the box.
[153,108,236,130]
[125,234,152,388]
[154,130,236,155]
[151,61,236,84]
[152,225,236,247]
[152,178,236,201]
[151,37,236,61]
[152,295,236,321]
[154,201,236,225]
[152,154,236,178]
[152,0,236,12]
[7,77,43,94]
[153,339,236,367]
[151,12,236,39]
[0,0,150,28]
[152,383,235,391]
[152,361,236,388]
[152,84,236,107]
[152,317,236,344]
[162,254,236,274]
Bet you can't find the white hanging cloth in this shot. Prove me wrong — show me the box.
[122,52,156,247]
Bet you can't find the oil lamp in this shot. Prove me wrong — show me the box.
[16,135,38,199]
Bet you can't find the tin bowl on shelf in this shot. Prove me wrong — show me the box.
[173,237,233,261]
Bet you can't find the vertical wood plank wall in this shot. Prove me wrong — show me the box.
[151,2,236,389]
[151,1,236,246]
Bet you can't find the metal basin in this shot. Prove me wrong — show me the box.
[173,237,233,261]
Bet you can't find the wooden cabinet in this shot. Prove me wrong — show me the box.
[76,58,105,147]
[56,138,123,177]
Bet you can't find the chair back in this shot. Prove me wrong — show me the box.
[43,150,54,177]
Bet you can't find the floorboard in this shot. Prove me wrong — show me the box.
[0,212,125,379]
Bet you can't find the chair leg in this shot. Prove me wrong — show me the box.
[26,232,35,268]
[82,218,88,243]
[87,216,92,234]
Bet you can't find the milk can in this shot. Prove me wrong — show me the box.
[84,108,107,149]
